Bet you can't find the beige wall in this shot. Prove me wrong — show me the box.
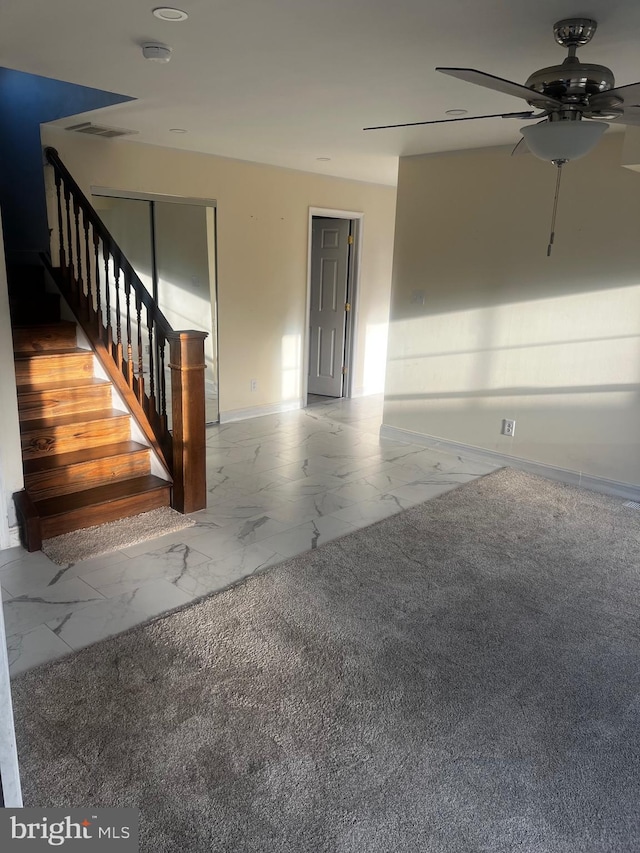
[385,132,640,487]
[42,127,396,416]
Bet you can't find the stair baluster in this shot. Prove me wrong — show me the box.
[93,230,102,332]
[159,337,168,430]
[103,240,113,351]
[83,216,92,315]
[54,173,66,271]
[147,306,156,416]
[136,292,144,404]
[64,184,73,287]
[114,259,123,371]
[124,270,134,388]
[73,198,82,293]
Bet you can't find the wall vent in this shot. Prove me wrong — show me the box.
[65,122,138,139]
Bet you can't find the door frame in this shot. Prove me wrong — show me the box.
[305,207,363,402]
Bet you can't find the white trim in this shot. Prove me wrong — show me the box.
[350,386,374,398]
[0,587,22,807]
[345,218,363,399]
[304,207,364,403]
[0,479,9,552]
[91,186,217,208]
[219,399,302,424]
[0,482,20,551]
[380,424,640,502]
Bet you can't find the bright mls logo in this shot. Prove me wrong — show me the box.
[0,809,139,851]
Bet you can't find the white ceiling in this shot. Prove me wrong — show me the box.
[3,0,640,185]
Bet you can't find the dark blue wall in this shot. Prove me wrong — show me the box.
[0,68,132,261]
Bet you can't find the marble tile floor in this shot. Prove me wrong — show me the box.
[2,395,500,676]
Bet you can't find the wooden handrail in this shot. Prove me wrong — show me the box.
[43,146,208,514]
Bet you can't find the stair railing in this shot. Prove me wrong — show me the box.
[43,146,207,513]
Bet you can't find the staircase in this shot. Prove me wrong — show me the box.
[10,266,172,551]
[8,147,208,552]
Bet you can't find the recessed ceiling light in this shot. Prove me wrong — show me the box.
[169,128,188,133]
[445,109,468,116]
[316,157,331,161]
[153,7,189,21]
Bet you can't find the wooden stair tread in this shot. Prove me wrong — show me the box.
[12,321,76,331]
[23,441,149,474]
[34,475,171,519]
[14,347,94,387]
[17,377,110,395]
[12,321,77,352]
[19,408,129,433]
[14,347,90,360]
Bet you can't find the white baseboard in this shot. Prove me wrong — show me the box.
[351,385,385,398]
[0,527,21,552]
[379,424,640,502]
[219,399,302,424]
[0,575,23,806]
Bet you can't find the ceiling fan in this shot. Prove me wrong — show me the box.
[364,18,640,253]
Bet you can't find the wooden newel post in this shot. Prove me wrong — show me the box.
[167,330,208,513]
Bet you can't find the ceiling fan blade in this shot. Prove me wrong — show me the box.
[363,110,535,131]
[511,136,530,156]
[436,67,565,110]
[608,106,640,126]
[591,80,640,110]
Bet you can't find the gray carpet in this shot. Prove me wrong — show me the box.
[11,468,640,852]
[41,506,196,564]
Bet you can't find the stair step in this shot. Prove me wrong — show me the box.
[7,264,47,295]
[10,305,177,550]
[37,475,172,539]
[24,441,151,501]
[14,348,94,385]
[10,292,61,325]
[17,378,112,421]
[20,409,131,458]
[12,321,77,353]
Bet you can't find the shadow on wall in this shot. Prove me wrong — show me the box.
[383,280,640,485]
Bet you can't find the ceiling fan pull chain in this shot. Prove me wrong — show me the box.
[547,161,564,256]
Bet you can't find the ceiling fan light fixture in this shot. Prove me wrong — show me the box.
[520,119,607,163]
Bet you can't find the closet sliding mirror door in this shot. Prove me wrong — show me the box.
[93,192,218,426]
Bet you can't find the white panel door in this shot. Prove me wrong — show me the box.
[308,217,350,396]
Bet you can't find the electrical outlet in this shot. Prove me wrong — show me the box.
[250,379,258,392]
[501,419,516,437]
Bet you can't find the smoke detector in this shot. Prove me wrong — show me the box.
[142,43,172,63]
